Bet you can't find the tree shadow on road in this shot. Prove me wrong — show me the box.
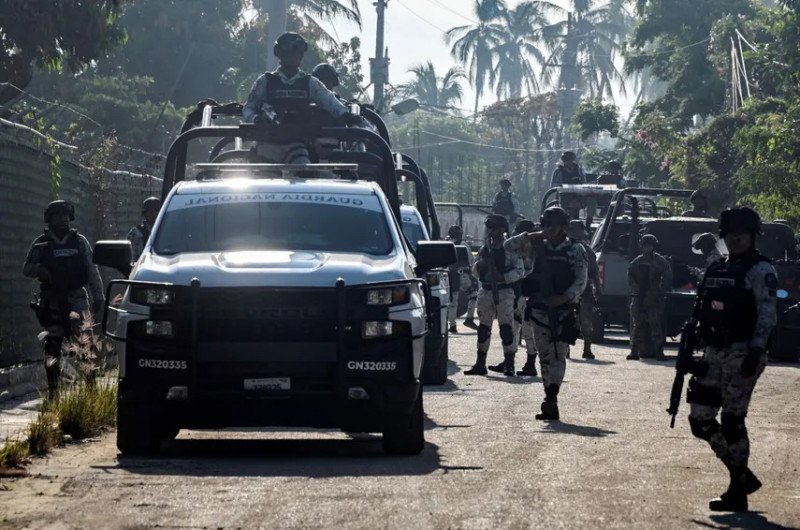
[110,434,444,479]
[540,421,617,438]
[693,512,799,529]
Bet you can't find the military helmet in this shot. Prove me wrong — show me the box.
[311,63,339,88]
[720,207,762,237]
[274,33,308,58]
[561,150,576,162]
[485,214,509,232]
[640,233,659,247]
[693,232,717,251]
[689,190,707,205]
[540,206,570,227]
[513,219,536,235]
[141,196,161,214]
[607,160,622,172]
[566,219,588,239]
[44,200,75,223]
[499,177,512,188]
[447,225,463,238]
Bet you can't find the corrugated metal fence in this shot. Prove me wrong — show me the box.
[0,128,160,368]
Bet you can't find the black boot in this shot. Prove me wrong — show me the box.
[582,341,595,360]
[488,361,506,374]
[725,464,762,495]
[449,324,458,334]
[463,318,478,330]
[654,344,667,361]
[626,345,639,361]
[709,492,748,512]
[517,356,538,376]
[535,385,560,420]
[710,465,756,512]
[503,354,515,377]
[465,351,488,376]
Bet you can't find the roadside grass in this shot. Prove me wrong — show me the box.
[50,378,117,440]
[0,438,30,475]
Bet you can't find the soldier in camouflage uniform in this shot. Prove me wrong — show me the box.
[127,197,161,262]
[567,220,601,359]
[446,225,477,333]
[465,215,524,376]
[505,207,588,420]
[690,232,724,281]
[686,207,776,512]
[627,234,672,361]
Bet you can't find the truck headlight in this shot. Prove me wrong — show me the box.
[366,286,409,306]
[131,287,174,305]
[145,321,173,337]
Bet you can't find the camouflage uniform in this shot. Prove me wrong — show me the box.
[505,233,588,390]
[448,250,476,327]
[687,253,776,507]
[578,241,601,358]
[627,252,672,358]
[466,240,524,374]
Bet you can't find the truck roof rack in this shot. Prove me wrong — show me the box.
[192,163,360,181]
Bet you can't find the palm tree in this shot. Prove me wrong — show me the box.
[538,0,630,101]
[445,0,507,115]
[396,61,467,110]
[491,1,550,99]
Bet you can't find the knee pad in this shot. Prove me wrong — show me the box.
[687,378,722,407]
[477,324,491,343]
[688,417,719,441]
[721,412,747,445]
[499,324,514,345]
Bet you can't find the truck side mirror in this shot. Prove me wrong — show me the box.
[416,241,456,273]
[93,241,132,277]
[455,245,471,268]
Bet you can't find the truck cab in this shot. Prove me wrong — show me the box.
[94,103,455,455]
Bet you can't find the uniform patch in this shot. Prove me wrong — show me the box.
[764,273,778,289]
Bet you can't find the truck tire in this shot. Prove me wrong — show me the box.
[382,388,424,455]
[117,399,177,455]
[422,335,449,385]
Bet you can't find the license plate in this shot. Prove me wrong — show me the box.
[243,377,290,391]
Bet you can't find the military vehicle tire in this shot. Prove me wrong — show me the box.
[422,335,449,385]
[382,388,424,455]
[117,399,177,455]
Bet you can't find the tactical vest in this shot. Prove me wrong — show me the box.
[35,230,88,291]
[265,73,311,120]
[528,239,577,304]
[492,192,514,216]
[559,166,583,185]
[478,245,510,284]
[698,252,769,347]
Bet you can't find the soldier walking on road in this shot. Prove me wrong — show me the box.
[505,207,588,420]
[567,220,601,359]
[465,215,524,376]
[23,201,105,398]
[127,196,161,262]
[446,225,475,334]
[686,207,777,512]
[627,234,672,361]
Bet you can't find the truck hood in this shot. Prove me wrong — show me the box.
[132,250,412,288]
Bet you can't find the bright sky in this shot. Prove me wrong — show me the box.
[321,0,634,114]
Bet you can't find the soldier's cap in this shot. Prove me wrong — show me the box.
[640,233,659,246]
[513,220,536,235]
[44,200,74,223]
[540,206,570,226]
[485,214,509,230]
[692,232,717,250]
[720,207,762,237]
[142,196,161,212]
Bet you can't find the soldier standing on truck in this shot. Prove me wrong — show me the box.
[127,197,161,262]
[567,220,601,360]
[550,151,586,187]
[627,234,672,361]
[685,207,776,512]
[491,178,521,231]
[243,33,361,163]
[465,215,524,376]
[505,207,588,420]
[23,200,105,398]
[682,191,713,218]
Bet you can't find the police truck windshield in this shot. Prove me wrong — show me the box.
[154,193,394,255]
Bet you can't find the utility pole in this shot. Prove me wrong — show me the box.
[370,0,390,113]
[556,11,581,150]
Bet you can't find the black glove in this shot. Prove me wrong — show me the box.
[741,347,765,378]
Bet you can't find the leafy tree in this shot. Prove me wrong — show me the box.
[0,0,129,103]
[396,62,467,110]
[446,0,507,115]
[491,2,549,99]
[324,37,364,101]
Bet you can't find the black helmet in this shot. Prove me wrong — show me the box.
[607,160,622,172]
[447,225,463,238]
[44,200,74,223]
[693,232,717,251]
[567,219,588,239]
[640,233,659,247]
[540,206,570,227]
[311,63,339,88]
[142,196,161,214]
[274,33,308,58]
[499,177,512,187]
[561,150,576,162]
[689,190,707,206]
[485,214,509,232]
[720,207,762,237]
[513,219,536,235]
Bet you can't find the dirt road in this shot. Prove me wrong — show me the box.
[1,330,798,529]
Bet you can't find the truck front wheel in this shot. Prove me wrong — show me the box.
[117,398,178,455]
[382,388,424,455]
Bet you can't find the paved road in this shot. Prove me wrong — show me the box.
[1,329,798,529]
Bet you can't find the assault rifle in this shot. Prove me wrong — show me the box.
[486,238,501,305]
[667,276,707,428]
[537,242,560,346]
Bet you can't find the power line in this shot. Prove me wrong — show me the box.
[427,0,478,25]
[420,130,583,153]
[394,0,450,33]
